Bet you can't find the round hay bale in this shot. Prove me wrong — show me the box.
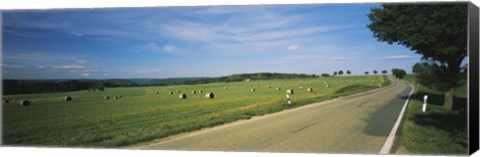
[118,95,122,98]
[169,92,173,95]
[3,100,10,104]
[198,90,203,93]
[251,88,256,92]
[326,84,330,88]
[299,86,303,89]
[64,96,73,101]
[205,92,215,99]
[113,96,118,99]
[156,91,159,94]
[267,85,271,88]
[177,90,181,93]
[286,89,294,95]
[276,87,281,91]
[307,88,313,92]
[192,91,197,94]
[104,96,110,100]
[20,100,31,106]
[179,93,187,99]
[224,87,228,90]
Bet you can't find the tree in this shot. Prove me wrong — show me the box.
[391,68,406,79]
[338,70,344,75]
[346,70,351,75]
[413,62,466,110]
[321,73,330,77]
[365,71,369,75]
[368,4,467,111]
[373,70,378,75]
[333,71,337,76]
[381,70,387,75]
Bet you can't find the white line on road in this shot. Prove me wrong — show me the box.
[379,84,415,154]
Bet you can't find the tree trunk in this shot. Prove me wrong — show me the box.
[443,88,454,111]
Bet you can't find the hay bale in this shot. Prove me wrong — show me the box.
[192,91,197,94]
[276,87,281,91]
[156,91,159,94]
[224,87,228,90]
[198,90,203,93]
[286,89,294,95]
[177,90,181,93]
[104,96,110,100]
[118,95,122,98]
[251,88,256,92]
[64,96,73,101]
[113,96,118,99]
[179,93,187,99]
[20,100,31,106]
[169,92,173,95]
[326,84,330,88]
[267,85,271,88]
[307,88,313,92]
[205,92,215,99]
[3,100,10,104]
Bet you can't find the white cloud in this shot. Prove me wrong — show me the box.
[164,45,175,52]
[329,57,351,61]
[288,44,301,50]
[76,59,87,65]
[81,73,90,76]
[63,65,83,69]
[382,55,414,60]
[3,64,24,68]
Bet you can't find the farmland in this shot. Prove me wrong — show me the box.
[3,75,389,147]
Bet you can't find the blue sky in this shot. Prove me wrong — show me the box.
[2,4,423,79]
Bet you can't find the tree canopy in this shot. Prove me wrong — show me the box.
[368,4,467,64]
[368,3,467,111]
[391,68,407,79]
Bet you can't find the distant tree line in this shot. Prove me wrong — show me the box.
[3,72,318,95]
[3,79,138,95]
[182,72,318,84]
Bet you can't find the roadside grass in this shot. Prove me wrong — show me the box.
[392,75,468,155]
[2,75,390,147]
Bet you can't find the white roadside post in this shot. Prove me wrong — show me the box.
[286,94,291,105]
[422,95,428,112]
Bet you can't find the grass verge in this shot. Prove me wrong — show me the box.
[391,75,468,155]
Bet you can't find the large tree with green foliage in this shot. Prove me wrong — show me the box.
[368,3,467,111]
[391,68,407,79]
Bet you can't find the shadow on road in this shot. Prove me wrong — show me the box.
[362,86,413,137]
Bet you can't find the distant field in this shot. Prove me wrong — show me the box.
[3,75,389,147]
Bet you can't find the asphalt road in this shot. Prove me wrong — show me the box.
[139,76,413,154]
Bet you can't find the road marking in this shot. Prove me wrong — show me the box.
[379,84,415,154]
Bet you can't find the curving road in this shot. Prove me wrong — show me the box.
[138,76,413,154]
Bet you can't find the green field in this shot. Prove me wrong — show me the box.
[3,75,389,147]
[393,75,468,154]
